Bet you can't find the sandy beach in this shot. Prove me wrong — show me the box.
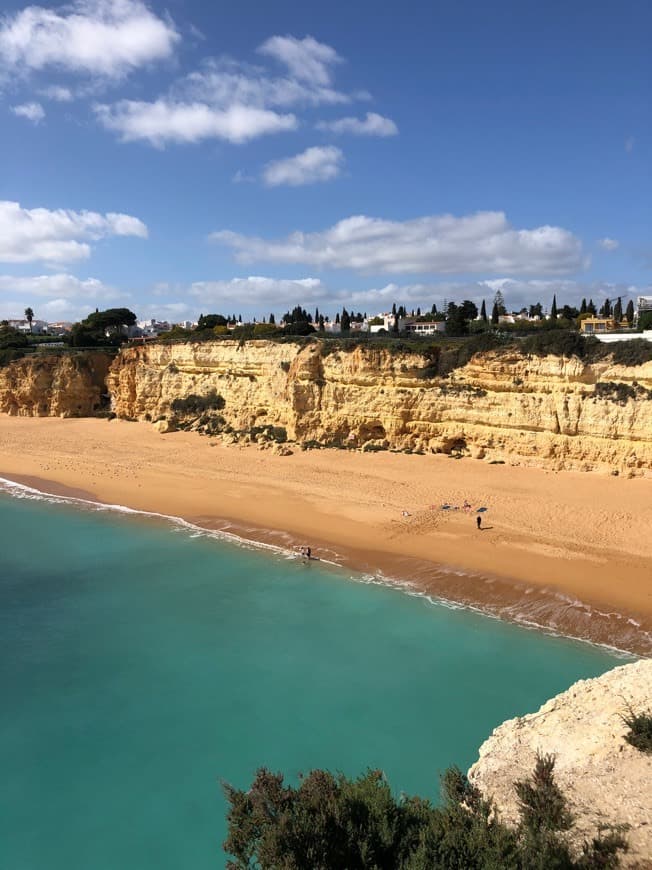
[1,415,651,654]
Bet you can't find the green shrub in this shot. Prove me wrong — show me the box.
[606,339,652,367]
[622,705,652,753]
[222,755,626,869]
[522,330,589,359]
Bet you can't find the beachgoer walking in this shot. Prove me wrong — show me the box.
[306,547,311,559]
[476,515,482,530]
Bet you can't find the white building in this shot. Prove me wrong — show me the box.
[7,318,48,334]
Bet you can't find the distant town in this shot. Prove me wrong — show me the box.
[4,292,652,343]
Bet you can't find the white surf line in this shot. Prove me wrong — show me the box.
[0,476,639,659]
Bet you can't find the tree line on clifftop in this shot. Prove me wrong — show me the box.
[3,291,652,369]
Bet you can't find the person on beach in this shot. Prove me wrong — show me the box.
[476,515,482,530]
[305,547,311,559]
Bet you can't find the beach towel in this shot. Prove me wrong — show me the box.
[476,506,488,513]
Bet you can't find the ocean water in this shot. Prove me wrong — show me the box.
[0,484,626,869]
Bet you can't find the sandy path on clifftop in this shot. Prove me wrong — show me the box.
[1,416,651,651]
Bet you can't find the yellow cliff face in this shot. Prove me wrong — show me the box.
[0,352,112,417]
[106,340,652,474]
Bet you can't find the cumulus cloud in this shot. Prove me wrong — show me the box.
[598,237,619,251]
[316,111,398,136]
[0,272,115,298]
[95,35,375,147]
[262,145,344,187]
[0,200,148,264]
[95,99,297,146]
[0,0,179,80]
[258,35,342,86]
[178,57,351,109]
[190,276,325,305]
[11,100,44,122]
[212,211,586,276]
[341,279,645,313]
[0,272,127,321]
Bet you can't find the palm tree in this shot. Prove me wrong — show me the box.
[24,307,34,333]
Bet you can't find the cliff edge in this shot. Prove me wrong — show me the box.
[468,659,652,866]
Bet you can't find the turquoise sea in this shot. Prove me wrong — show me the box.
[0,481,626,869]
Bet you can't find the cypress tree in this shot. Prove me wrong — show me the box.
[613,297,622,322]
[550,294,558,320]
[491,302,499,325]
[626,299,634,325]
[480,300,487,322]
[580,298,587,314]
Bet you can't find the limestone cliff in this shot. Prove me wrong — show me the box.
[106,339,652,474]
[468,659,652,866]
[0,352,112,417]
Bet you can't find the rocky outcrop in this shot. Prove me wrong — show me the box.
[0,352,112,417]
[106,340,652,474]
[468,659,652,866]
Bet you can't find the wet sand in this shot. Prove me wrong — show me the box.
[1,416,650,654]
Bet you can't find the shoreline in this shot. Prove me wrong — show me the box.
[0,471,639,658]
[1,416,651,656]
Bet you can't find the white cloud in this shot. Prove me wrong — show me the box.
[258,35,342,86]
[316,112,398,137]
[0,200,148,264]
[262,146,344,187]
[190,276,325,305]
[212,211,586,276]
[95,99,297,146]
[11,100,44,122]
[39,85,73,101]
[179,57,351,109]
[0,272,115,298]
[0,0,179,80]
[0,272,126,321]
[95,35,373,147]
[598,237,619,251]
[341,279,645,313]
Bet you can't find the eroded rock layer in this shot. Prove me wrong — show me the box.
[106,340,652,474]
[0,352,112,417]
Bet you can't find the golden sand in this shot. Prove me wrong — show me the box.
[1,416,650,652]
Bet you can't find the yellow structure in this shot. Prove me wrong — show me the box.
[580,317,627,335]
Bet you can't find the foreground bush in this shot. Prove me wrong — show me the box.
[222,755,626,868]
[622,706,652,754]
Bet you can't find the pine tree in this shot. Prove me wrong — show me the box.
[480,300,487,322]
[550,294,558,320]
[493,289,507,316]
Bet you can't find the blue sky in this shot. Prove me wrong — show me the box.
[0,0,649,323]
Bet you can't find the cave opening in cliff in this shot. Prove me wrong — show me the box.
[441,437,468,456]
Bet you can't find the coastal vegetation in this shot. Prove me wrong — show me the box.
[222,755,626,868]
[622,706,652,754]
